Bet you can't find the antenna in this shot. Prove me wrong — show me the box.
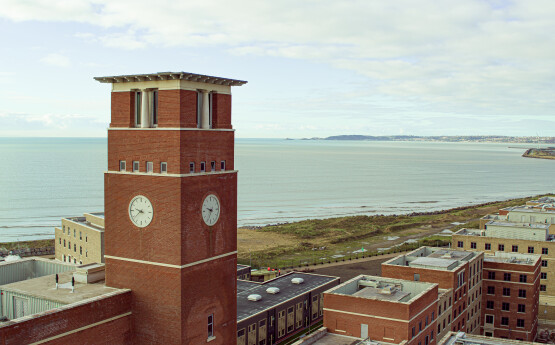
[55,274,59,290]
[71,277,75,293]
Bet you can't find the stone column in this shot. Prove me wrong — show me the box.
[202,90,210,129]
[141,89,150,128]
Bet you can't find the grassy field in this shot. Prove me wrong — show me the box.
[0,239,54,251]
[237,194,551,269]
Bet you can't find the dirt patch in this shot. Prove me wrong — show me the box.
[237,228,298,259]
[310,257,390,282]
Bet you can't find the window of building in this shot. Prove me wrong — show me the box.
[498,244,505,251]
[135,91,142,127]
[470,242,476,249]
[161,162,167,174]
[63,225,65,233]
[432,311,435,321]
[85,236,88,242]
[412,327,415,338]
[221,160,226,171]
[486,300,494,309]
[296,303,303,329]
[414,273,420,281]
[207,314,214,339]
[211,161,216,172]
[287,307,294,333]
[146,161,153,173]
[503,287,510,296]
[542,260,548,267]
[80,246,82,255]
[518,304,525,313]
[59,238,61,245]
[528,246,535,253]
[485,315,494,324]
[152,90,158,126]
[74,244,76,252]
[419,321,422,332]
[74,229,76,237]
[457,241,463,248]
[63,254,66,262]
[133,161,139,172]
[79,231,82,240]
[425,316,429,326]
[541,272,547,279]
[86,251,88,257]
[487,271,495,280]
[237,329,245,345]
[487,286,495,295]
[189,162,195,173]
[541,285,547,291]
[512,245,518,252]
[63,239,65,246]
[485,243,491,250]
[67,240,70,248]
[73,258,76,264]
[501,317,509,326]
[519,274,527,283]
[120,160,126,172]
[201,162,206,173]
[543,248,549,255]
[502,302,510,311]
[312,295,319,320]
[259,319,267,344]
[519,289,526,298]
[504,273,511,281]
[277,310,286,338]
[517,319,524,328]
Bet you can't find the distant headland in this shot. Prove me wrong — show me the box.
[295,135,555,144]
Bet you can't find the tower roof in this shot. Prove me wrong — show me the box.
[94,72,247,86]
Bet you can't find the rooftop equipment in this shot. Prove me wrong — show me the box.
[266,287,280,294]
[291,278,304,285]
[247,294,262,302]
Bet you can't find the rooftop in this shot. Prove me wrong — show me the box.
[65,216,104,232]
[292,328,403,345]
[487,220,549,229]
[237,272,339,322]
[501,205,555,214]
[326,275,436,304]
[94,72,247,86]
[484,252,540,266]
[383,247,479,271]
[237,264,250,271]
[439,331,542,345]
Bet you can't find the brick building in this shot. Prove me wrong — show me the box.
[54,212,105,265]
[237,272,339,345]
[323,275,438,345]
[381,247,484,335]
[481,252,540,341]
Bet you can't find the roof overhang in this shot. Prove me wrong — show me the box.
[94,72,247,86]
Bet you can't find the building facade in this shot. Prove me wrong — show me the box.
[96,71,246,345]
[54,212,105,265]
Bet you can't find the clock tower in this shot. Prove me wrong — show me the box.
[95,72,247,345]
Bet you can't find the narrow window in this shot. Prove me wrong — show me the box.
[80,246,82,255]
[86,251,88,257]
[189,162,195,173]
[133,161,140,172]
[63,239,66,247]
[135,91,142,126]
[74,244,76,252]
[152,90,158,126]
[207,314,214,338]
[220,160,226,171]
[211,161,216,172]
[197,91,202,128]
[59,237,61,244]
[146,161,153,173]
[79,231,82,240]
[85,236,88,242]
[120,160,126,172]
[74,229,76,237]
[201,162,206,173]
[161,162,167,174]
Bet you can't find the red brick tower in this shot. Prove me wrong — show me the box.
[95,72,247,345]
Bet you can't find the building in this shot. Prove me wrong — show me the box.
[453,223,555,321]
[481,252,540,341]
[438,331,544,345]
[526,196,555,206]
[237,272,339,345]
[237,264,252,280]
[98,71,246,345]
[323,275,438,345]
[381,247,484,335]
[54,212,105,265]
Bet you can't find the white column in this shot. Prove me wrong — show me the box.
[141,89,150,128]
[202,90,210,129]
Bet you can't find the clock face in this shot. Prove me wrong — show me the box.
[202,194,220,226]
[129,195,154,228]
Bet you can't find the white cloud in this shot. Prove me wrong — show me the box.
[40,53,71,67]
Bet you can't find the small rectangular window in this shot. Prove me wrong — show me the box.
[528,246,535,254]
[211,161,216,172]
[457,241,463,248]
[502,302,510,311]
[501,317,509,326]
[519,274,527,283]
[207,314,214,338]
[512,245,518,252]
[161,162,167,174]
[541,284,547,291]
[542,260,548,267]
[518,304,525,313]
[471,242,477,249]
[201,162,206,173]
[498,244,505,251]
[120,160,126,171]
[133,161,140,172]
[221,160,226,171]
[543,248,549,255]
[541,272,547,279]
[517,319,524,328]
[502,287,510,296]
[485,243,491,250]
[504,273,511,281]
[189,162,195,173]
[518,289,526,298]
[146,162,153,173]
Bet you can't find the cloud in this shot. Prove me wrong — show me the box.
[40,53,71,67]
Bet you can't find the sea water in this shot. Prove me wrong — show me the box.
[0,138,553,241]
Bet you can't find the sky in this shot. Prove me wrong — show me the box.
[0,0,554,138]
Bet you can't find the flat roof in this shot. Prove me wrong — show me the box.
[237,264,250,271]
[384,247,479,272]
[65,216,104,232]
[488,221,549,229]
[484,252,540,266]
[291,328,400,345]
[501,206,555,214]
[237,272,338,322]
[0,271,122,305]
[439,331,541,345]
[87,212,105,218]
[94,72,247,86]
[411,257,458,269]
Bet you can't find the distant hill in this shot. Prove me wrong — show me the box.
[298,135,555,144]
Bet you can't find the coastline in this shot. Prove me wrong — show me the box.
[522,148,555,160]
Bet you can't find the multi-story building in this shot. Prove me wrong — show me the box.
[323,275,438,345]
[237,272,339,345]
[453,224,555,321]
[481,252,540,341]
[526,196,555,206]
[438,331,544,345]
[381,247,484,335]
[54,212,104,265]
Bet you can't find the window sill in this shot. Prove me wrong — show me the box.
[207,336,216,343]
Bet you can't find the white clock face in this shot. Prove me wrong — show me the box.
[202,194,220,226]
[129,195,154,228]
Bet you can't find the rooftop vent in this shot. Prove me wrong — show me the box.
[379,285,397,295]
[291,278,304,285]
[266,287,280,294]
[441,253,453,259]
[248,294,262,301]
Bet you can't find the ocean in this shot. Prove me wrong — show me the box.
[0,138,553,242]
